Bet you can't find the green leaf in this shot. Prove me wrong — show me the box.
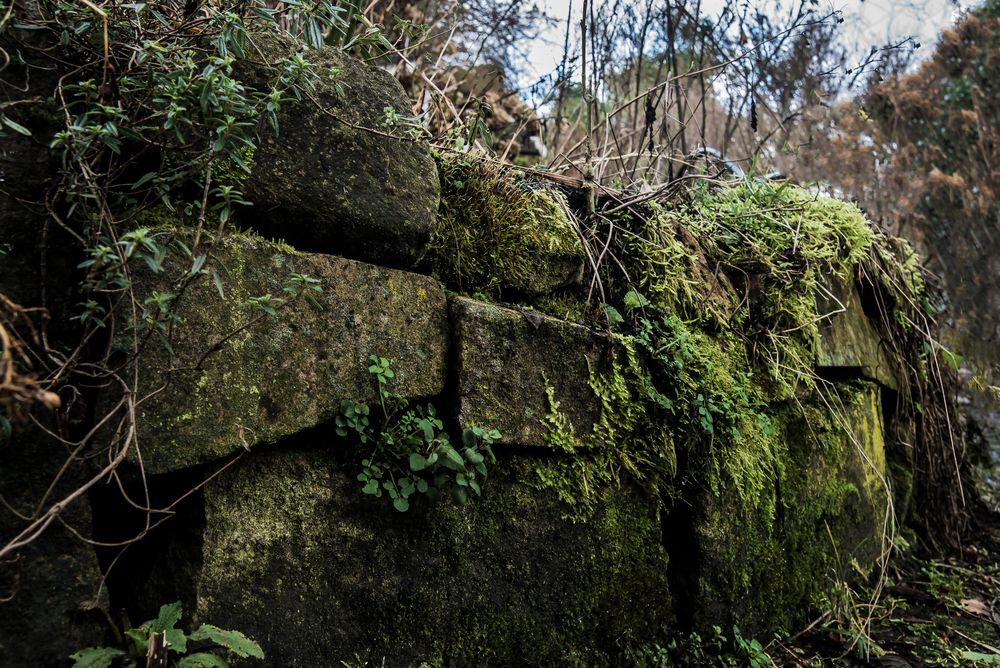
[362,479,379,495]
[1,115,32,136]
[462,429,477,449]
[165,628,188,654]
[463,448,484,465]
[189,624,264,659]
[211,270,226,299]
[623,290,650,309]
[178,653,230,668]
[605,305,624,324]
[69,647,126,668]
[409,453,427,471]
[131,171,157,188]
[469,480,481,496]
[393,496,410,512]
[416,479,429,493]
[444,447,464,468]
[153,601,183,632]
[419,419,434,443]
[963,652,1000,666]
[125,627,149,654]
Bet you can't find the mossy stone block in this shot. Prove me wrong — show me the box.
[683,384,890,635]
[450,296,611,447]
[178,446,672,666]
[236,33,439,268]
[429,157,585,297]
[118,232,448,473]
[816,280,899,390]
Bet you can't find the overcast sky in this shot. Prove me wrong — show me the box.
[519,0,973,85]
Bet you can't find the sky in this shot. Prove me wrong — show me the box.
[519,0,973,85]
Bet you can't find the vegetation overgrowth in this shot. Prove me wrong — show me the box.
[0,0,994,665]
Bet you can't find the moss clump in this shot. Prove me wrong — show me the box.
[685,181,875,396]
[610,201,734,327]
[425,152,584,297]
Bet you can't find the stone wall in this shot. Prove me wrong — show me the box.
[1,33,924,666]
[79,229,900,666]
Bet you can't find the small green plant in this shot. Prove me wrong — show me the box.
[636,624,773,666]
[336,355,499,511]
[69,601,263,667]
[732,626,772,668]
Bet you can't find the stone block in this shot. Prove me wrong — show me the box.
[117,232,448,473]
[151,447,672,666]
[816,280,899,390]
[450,296,612,447]
[0,425,108,665]
[681,383,890,634]
[237,33,439,269]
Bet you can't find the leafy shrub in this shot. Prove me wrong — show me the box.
[336,355,500,511]
[70,601,263,668]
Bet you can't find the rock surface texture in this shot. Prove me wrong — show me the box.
[451,296,610,447]
[178,448,671,666]
[117,231,448,474]
[0,427,108,666]
[237,33,440,268]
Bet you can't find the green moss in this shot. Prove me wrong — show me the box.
[192,448,673,665]
[514,176,912,635]
[541,374,578,453]
[611,201,728,324]
[529,290,594,323]
[689,384,889,633]
[213,144,256,191]
[425,152,584,297]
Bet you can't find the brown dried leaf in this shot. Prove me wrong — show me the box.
[962,598,990,616]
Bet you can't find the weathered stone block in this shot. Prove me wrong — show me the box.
[450,296,611,447]
[0,98,80,336]
[0,425,108,665]
[118,233,448,473]
[237,33,439,269]
[682,383,890,634]
[153,447,672,666]
[816,280,899,390]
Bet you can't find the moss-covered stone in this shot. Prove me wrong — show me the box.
[235,33,439,269]
[426,155,585,297]
[450,295,611,448]
[0,424,108,665]
[816,278,900,390]
[682,383,890,635]
[159,446,673,666]
[116,231,448,473]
